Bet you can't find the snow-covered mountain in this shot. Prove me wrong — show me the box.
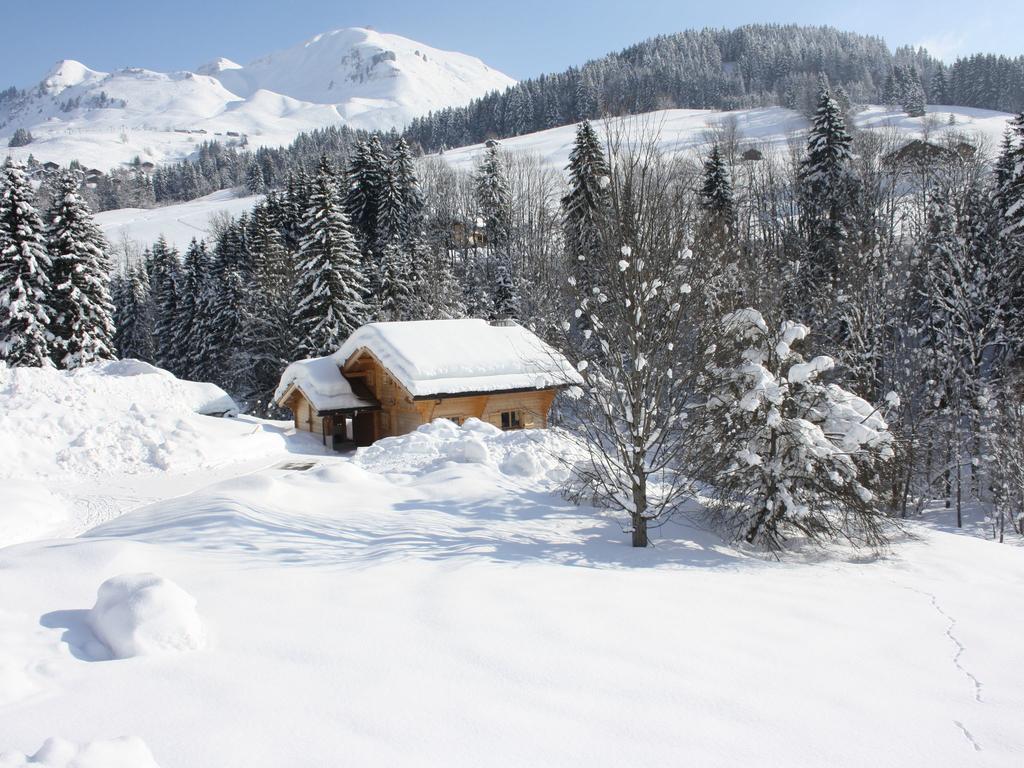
[0,27,514,170]
[199,27,514,129]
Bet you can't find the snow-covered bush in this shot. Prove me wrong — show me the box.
[694,308,895,550]
[87,573,206,659]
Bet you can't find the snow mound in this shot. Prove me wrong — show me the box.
[0,361,281,481]
[0,736,160,768]
[87,573,206,659]
[355,418,571,483]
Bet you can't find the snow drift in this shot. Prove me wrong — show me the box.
[87,573,206,659]
[0,360,289,548]
[0,736,161,768]
[0,360,261,480]
[355,417,572,483]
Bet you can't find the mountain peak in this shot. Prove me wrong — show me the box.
[206,26,515,128]
[195,57,243,76]
[39,60,103,94]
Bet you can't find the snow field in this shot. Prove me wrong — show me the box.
[0,369,1020,766]
[0,737,161,768]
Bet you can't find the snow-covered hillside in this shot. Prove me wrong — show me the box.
[96,189,263,258]
[93,104,1014,253]
[440,104,1015,172]
[0,408,1021,766]
[0,27,514,170]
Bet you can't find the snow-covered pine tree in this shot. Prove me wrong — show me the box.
[46,171,115,368]
[344,138,388,255]
[997,112,1024,238]
[147,236,182,373]
[699,143,735,235]
[562,120,611,280]
[930,68,949,105]
[695,308,895,550]
[0,158,54,367]
[245,159,266,196]
[492,250,518,320]
[390,137,425,238]
[113,262,155,362]
[237,204,294,412]
[293,157,368,358]
[377,242,410,322]
[797,83,858,318]
[475,139,512,253]
[902,69,927,117]
[172,238,210,380]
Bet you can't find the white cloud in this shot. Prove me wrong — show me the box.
[915,32,967,63]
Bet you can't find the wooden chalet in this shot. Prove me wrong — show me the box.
[274,319,581,448]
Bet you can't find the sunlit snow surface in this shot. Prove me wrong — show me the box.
[0,368,1021,765]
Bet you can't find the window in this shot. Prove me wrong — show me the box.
[500,410,523,430]
[447,416,466,426]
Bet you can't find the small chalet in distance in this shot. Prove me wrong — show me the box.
[274,319,581,448]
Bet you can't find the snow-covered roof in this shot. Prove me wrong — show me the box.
[274,355,378,412]
[335,319,581,398]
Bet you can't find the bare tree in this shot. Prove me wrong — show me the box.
[557,133,712,547]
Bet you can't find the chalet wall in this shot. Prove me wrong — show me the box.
[287,349,561,445]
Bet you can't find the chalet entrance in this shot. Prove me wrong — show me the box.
[352,412,376,446]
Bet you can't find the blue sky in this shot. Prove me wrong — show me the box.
[2,0,1021,87]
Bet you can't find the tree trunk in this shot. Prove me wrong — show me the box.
[631,479,648,547]
[631,514,648,548]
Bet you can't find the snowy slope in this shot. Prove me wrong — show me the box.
[440,104,1015,172]
[93,104,1014,253]
[0,418,1020,766]
[0,28,514,170]
[96,190,264,258]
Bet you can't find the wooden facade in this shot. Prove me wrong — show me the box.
[281,346,561,448]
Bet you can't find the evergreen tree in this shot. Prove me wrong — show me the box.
[46,171,115,368]
[113,263,155,362]
[239,204,295,411]
[475,140,512,252]
[377,242,410,321]
[245,159,266,195]
[930,68,949,104]
[173,238,210,379]
[344,138,388,254]
[493,251,518,320]
[699,144,735,227]
[0,159,53,366]
[902,68,927,117]
[148,236,181,373]
[797,85,858,315]
[293,158,368,357]
[998,113,1024,238]
[561,120,611,281]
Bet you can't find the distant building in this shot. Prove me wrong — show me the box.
[741,148,764,162]
[275,319,580,448]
